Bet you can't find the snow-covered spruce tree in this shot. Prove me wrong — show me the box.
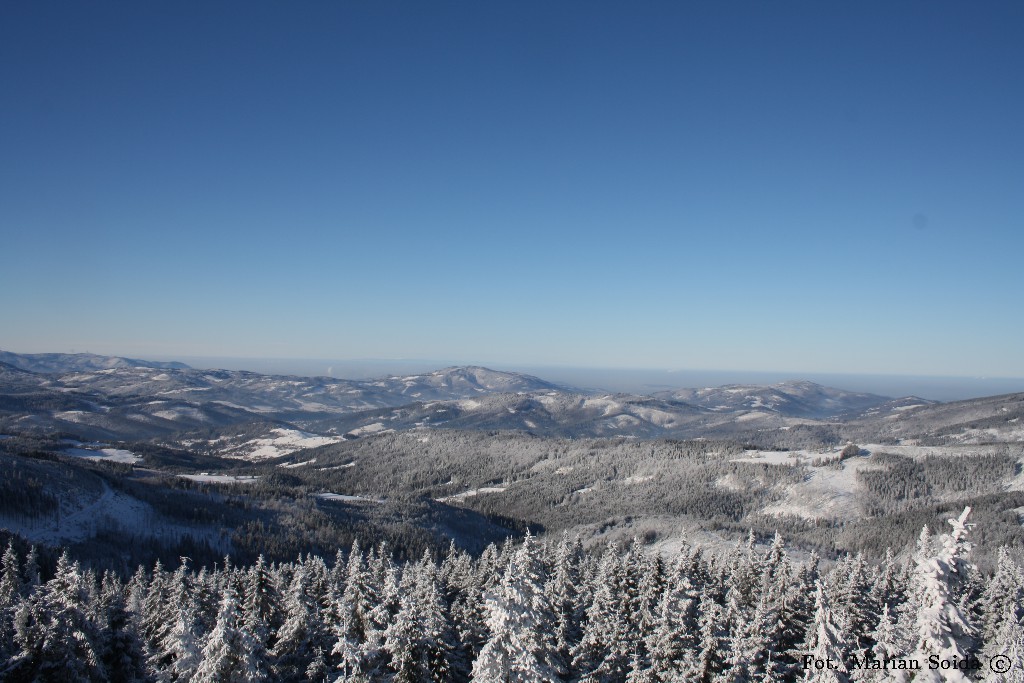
[866,549,903,633]
[572,544,633,683]
[332,540,373,679]
[443,540,487,678]
[896,526,938,653]
[382,552,458,683]
[194,584,268,682]
[979,547,1024,663]
[639,553,700,682]
[987,611,1024,683]
[152,568,204,683]
[472,533,563,682]
[801,580,850,683]
[242,554,281,656]
[545,533,585,668]
[0,541,22,664]
[148,558,193,677]
[96,570,148,683]
[833,554,874,653]
[21,545,41,592]
[908,507,976,683]
[364,550,404,675]
[272,563,325,679]
[139,560,172,657]
[688,587,728,683]
[11,551,106,681]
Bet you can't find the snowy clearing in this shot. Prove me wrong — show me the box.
[64,447,141,464]
[315,492,384,504]
[318,462,356,471]
[761,458,882,521]
[435,486,508,503]
[346,422,389,437]
[279,459,316,468]
[219,427,342,460]
[180,474,260,484]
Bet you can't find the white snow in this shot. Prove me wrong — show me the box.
[317,462,356,471]
[315,492,384,504]
[762,458,882,521]
[279,459,316,468]
[219,427,342,460]
[153,407,209,422]
[436,486,508,503]
[64,447,141,464]
[0,479,152,546]
[346,422,387,437]
[180,474,260,484]
[629,406,678,427]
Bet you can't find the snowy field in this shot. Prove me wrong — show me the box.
[435,486,507,503]
[62,441,141,464]
[0,478,226,550]
[729,443,1024,521]
[315,492,384,504]
[179,474,260,484]
[216,427,342,460]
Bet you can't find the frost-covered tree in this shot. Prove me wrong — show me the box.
[688,588,728,683]
[802,581,849,683]
[194,585,268,682]
[987,613,1024,683]
[641,555,699,682]
[273,564,325,678]
[909,508,976,683]
[383,554,457,683]
[0,541,22,663]
[546,533,585,666]
[573,544,632,683]
[473,533,563,682]
[979,547,1024,662]
[96,571,148,683]
[11,551,105,681]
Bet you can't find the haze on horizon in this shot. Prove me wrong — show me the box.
[2,2,1022,379]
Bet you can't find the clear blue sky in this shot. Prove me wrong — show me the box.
[2,1,1022,377]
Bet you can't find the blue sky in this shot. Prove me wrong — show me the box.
[2,1,1022,378]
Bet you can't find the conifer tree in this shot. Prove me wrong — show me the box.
[979,547,1024,662]
[0,541,21,663]
[642,554,700,682]
[96,571,148,683]
[472,533,563,682]
[573,544,632,682]
[383,554,457,683]
[988,613,1024,683]
[11,551,106,681]
[194,585,268,682]
[273,564,323,678]
[689,588,728,683]
[802,581,849,683]
[909,508,976,683]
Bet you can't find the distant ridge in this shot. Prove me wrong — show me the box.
[0,350,191,374]
[652,380,892,419]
